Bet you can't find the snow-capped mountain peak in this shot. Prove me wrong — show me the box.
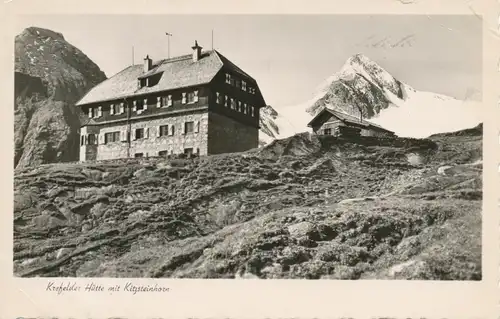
[259,53,482,143]
[339,53,406,99]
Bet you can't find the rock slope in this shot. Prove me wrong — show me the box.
[14,27,107,168]
[13,124,482,279]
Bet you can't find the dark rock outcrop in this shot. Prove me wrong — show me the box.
[14,26,107,168]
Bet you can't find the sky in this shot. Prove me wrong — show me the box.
[15,14,483,109]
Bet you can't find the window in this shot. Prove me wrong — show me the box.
[135,99,144,111]
[324,128,332,135]
[134,153,144,158]
[225,95,229,107]
[249,87,256,94]
[225,73,231,84]
[170,125,175,136]
[88,107,101,118]
[88,134,97,145]
[238,101,242,112]
[80,136,85,146]
[105,131,120,143]
[184,148,194,155]
[243,103,247,114]
[242,81,247,91]
[158,150,168,157]
[235,79,241,89]
[161,95,172,107]
[159,125,169,137]
[250,105,255,117]
[135,128,145,139]
[216,92,221,104]
[185,121,194,134]
[110,104,120,115]
[187,92,195,103]
[230,98,235,110]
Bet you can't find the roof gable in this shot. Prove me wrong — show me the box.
[215,50,255,82]
[307,107,393,133]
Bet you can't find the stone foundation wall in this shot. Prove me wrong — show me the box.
[79,112,209,161]
[80,110,258,161]
[207,111,259,154]
[96,122,130,160]
[95,112,209,160]
[360,129,393,137]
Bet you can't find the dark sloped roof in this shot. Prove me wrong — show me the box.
[307,107,394,133]
[76,50,226,106]
[216,51,255,82]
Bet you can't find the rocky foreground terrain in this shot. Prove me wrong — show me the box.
[13,123,482,280]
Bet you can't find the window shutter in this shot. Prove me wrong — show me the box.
[98,134,105,145]
[132,129,136,140]
[167,95,172,107]
[119,103,124,114]
[133,101,137,112]
[144,99,148,110]
[110,104,115,115]
[169,125,174,136]
[238,101,242,112]
[145,127,149,138]
[181,122,185,135]
[194,90,199,102]
[88,108,93,118]
[182,93,187,104]
[84,135,88,145]
[97,106,102,117]
[194,121,199,133]
[156,126,161,137]
[157,97,161,108]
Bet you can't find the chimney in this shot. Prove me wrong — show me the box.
[191,40,202,62]
[143,55,152,73]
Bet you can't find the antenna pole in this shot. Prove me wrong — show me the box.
[166,32,173,58]
[211,29,214,50]
[132,46,134,65]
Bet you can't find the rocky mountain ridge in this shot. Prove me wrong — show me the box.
[14,27,107,168]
